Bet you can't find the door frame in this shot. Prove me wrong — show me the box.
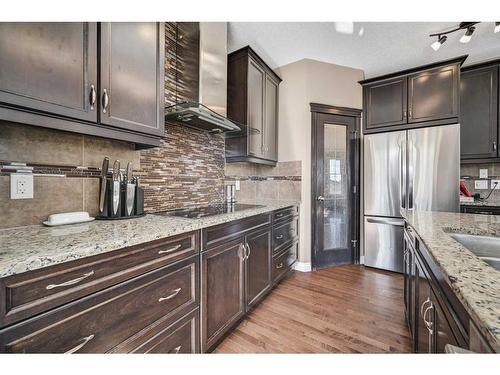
[310,103,361,269]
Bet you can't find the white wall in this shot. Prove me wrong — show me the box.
[276,58,364,264]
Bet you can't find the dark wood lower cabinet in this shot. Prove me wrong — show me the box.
[0,206,299,354]
[201,239,246,352]
[404,225,492,353]
[245,228,272,309]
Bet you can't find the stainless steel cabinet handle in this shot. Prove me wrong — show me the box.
[276,234,284,240]
[403,109,407,119]
[65,334,95,354]
[170,345,182,354]
[408,108,412,119]
[89,84,96,110]
[46,270,95,290]
[493,142,497,152]
[102,89,109,113]
[238,243,246,260]
[276,262,284,269]
[158,288,182,302]
[245,243,251,260]
[158,244,182,254]
[423,304,434,331]
[420,297,431,318]
[317,196,325,201]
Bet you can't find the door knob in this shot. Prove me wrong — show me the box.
[317,196,325,201]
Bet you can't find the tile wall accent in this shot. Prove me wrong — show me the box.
[225,161,302,202]
[461,163,500,205]
[0,122,138,228]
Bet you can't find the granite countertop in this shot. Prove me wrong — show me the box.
[401,210,500,352]
[0,199,299,279]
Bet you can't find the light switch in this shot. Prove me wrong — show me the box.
[479,169,489,179]
[475,180,489,190]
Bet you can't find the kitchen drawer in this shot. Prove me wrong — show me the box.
[0,231,200,328]
[273,206,298,223]
[0,256,199,353]
[115,308,200,353]
[272,242,297,284]
[272,217,298,254]
[202,214,270,250]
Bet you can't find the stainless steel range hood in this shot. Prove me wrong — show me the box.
[165,23,240,133]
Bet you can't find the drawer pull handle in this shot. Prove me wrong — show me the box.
[158,244,182,255]
[158,288,182,302]
[276,213,284,218]
[276,262,284,269]
[46,270,95,290]
[170,345,182,354]
[276,235,284,240]
[65,334,95,354]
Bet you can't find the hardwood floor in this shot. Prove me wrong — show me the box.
[213,265,413,353]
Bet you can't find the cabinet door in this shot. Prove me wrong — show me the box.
[247,58,265,157]
[364,76,407,129]
[245,228,272,309]
[460,66,498,159]
[201,239,245,352]
[100,22,165,136]
[408,64,459,124]
[430,290,459,353]
[415,257,432,353]
[264,75,279,161]
[0,22,97,122]
[403,233,413,333]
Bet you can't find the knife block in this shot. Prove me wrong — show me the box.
[97,177,144,220]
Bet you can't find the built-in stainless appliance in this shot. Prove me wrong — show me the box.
[364,124,460,272]
[157,203,263,219]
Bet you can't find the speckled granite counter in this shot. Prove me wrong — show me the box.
[0,200,299,279]
[401,210,500,352]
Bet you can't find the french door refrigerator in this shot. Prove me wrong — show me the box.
[364,124,460,272]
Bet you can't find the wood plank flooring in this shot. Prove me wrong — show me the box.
[213,265,413,353]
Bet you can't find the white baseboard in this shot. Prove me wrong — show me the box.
[293,262,312,272]
[360,255,365,265]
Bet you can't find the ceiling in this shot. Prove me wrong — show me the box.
[227,22,500,78]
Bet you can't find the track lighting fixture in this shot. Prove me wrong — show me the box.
[431,35,447,51]
[460,26,475,43]
[429,22,500,50]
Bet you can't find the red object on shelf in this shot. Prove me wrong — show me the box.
[460,179,472,197]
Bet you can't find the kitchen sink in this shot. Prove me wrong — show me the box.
[449,233,500,271]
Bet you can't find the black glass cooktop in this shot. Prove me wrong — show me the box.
[157,203,263,219]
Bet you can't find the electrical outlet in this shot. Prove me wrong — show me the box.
[480,169,489,179]
[235,180,241,191]
[475,180,489,190]
[10,173,34,199]
[491,180,500,190]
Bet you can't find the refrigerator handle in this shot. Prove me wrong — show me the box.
[408,139,414,210]
[399,139,406,210]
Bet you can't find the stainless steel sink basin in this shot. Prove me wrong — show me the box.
[449,233,500,270]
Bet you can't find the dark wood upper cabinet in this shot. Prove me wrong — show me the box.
[0,23,98,123]
[364,76,407,129]
[408,64,459,124]
[226,46,282,166]
[201,239,245,352]
[460,65,499,160]
[100,22,165,137]
[245,228,272,309]
[360,56,466,134]
[0,22,165,148]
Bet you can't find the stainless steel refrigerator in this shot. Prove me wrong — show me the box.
[363,124,460,272]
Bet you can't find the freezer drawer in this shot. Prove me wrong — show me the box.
[364,131,406,217]
[364,216,404,273]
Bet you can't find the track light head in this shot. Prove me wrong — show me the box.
[431,35,447,51]
[495,22,500,33]
[460,26,475,43]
